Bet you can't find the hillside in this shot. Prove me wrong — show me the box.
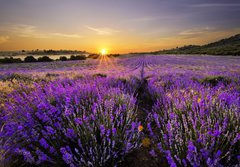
[154,34,240,55]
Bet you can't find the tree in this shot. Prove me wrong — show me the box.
[59,56,67,61]
[0,57,22,64]
[75,55,86,60]
[38,56,53,62]
[24,56,37,62]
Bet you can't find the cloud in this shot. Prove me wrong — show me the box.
[0,36,9,44]
[86,26,119,35]
[51,33,82,38]
[188,3,240,8]
[179,27,215,38]
[127,16,170,22]
[1,24,83,39]
[10,24,49,38]
[129,17,160,22]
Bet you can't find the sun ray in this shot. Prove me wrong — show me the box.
[95,48,118,72]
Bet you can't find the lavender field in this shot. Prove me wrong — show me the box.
[0,54,240,167]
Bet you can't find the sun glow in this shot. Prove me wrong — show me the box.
[100,48,108,55]
[96,48,117,71]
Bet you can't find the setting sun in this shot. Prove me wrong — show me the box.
[100,49,108,55]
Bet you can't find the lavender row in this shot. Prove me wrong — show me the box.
[146,74,240,166]
[0,77,143,166]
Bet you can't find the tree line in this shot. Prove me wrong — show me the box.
[0,55,86,64]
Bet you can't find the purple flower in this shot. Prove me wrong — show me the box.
[157,143,163,152]
[112,127,117,135]
[16,149,34,163]
[165,150,177,167]
[182,159,187,167]
[100,125,105,135]
[39,138,49,149]
[60,147,73,164]
[131,122,136,130]
[200,148,209,159]
[64,107,73,116]
[207,158,213,166]
[53,122,61,129]
[49,146,55,154]
[213,129,221,137]
[215,150,222,158]
[65,128,76,138]
[232,133,240,144]
[106,129,111,137]
[36,150,48,163]
[188,141,197,152]
[149,149,157,157]
[45,126,55,135]
[74,118,83,125]
[187,141,197,163]
[18,125,23,131]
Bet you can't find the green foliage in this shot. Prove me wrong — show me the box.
[59,56,67,61]
[69,55,86,60]
[155,34,240,55]
[199,76,231,87]
[27,49,86,55]
[37,56,53,62]
[0,57,22,64]
[24,56,37,62]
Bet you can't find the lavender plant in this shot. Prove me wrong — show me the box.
[147,78,240,166]
[0,78,142,166]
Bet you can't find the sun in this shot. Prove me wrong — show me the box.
[100,48,108,55]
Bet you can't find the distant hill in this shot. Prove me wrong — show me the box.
[153,34,240,56]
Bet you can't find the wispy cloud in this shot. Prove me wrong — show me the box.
[179,27,215,38]
[127,16,170,22]
[1,24,83,39]
[10,24,49,38]
[189,3,240,8]
[0,36,9,44]
[51,33,82,38]
[86,26,119,35]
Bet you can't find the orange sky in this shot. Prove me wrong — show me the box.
[0,29,238,53]
[0,0,240,53]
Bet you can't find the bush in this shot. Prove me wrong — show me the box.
[0,78,142,166]
[70,55,86,61]
[0,57,22,64]
[75,55,86,60]
[24,56,37,62]
[59,56,67,61]
[37,56,53,62]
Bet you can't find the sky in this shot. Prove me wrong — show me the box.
[0,0,240,53]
